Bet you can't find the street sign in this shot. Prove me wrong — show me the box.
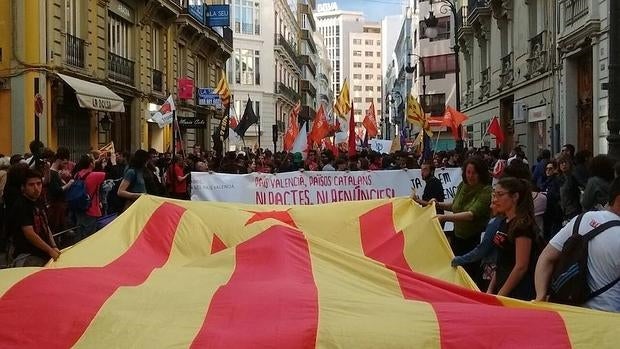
[206,5,230,27]
[197,88,222,108]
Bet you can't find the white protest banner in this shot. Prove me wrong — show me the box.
[369,139,392,154]
[191,168,462,205]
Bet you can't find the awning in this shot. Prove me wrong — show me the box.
[58,73,125,112]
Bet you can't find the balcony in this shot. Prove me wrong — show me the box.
[300,79,317,98]
[108,52,135,85]
[300,105,316,121]
[527,31,547,77]
[223,27,233,49]
[499,52,514,90]
[480,68,490,100]
[299,55,316,77]
[319,72,328,83]
[274,34,301,69]
[275,82,300,103]
[467,0,491,23]
[465,79,474,107]
[65,33,85,68]
[152,69,163,92]
[298,4,316,31]
[301,29,317,54]
[565,0,588,26]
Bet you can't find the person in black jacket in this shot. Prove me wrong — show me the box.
[411,162,445,214]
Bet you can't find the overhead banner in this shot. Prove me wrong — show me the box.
[191,168,462,205]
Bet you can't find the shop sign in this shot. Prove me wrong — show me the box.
[206,5,230,27]
[109,0,134,23]
[178,77,194,100]
[178,116,207,129]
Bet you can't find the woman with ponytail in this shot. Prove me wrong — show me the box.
[488,177,540,300]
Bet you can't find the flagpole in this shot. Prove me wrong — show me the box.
[481,119,491,148]
[433,129,441,157]
[172,110,176,157]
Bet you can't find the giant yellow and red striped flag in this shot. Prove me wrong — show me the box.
[0,196,618,348]
[214,70,231,108]
[334,79,350,117]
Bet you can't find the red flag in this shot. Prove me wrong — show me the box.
[348,102,356,157]
[322,137,337,154]
[362,101,379,138]
[230,116,239,129]
[284,102,302,151]
[442,106,469,140]
[309,105,330,145]
[487,116,504,146]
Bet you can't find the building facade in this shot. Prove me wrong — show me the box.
[314,30,334,113]
[0,0,232,157]
[457,0,556,160]
[315,3,364,100]
[556,0,610,155]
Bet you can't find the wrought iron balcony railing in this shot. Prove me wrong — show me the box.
[108,52,135,85]
[499,52,514,89]
[480,68,490,100]
[527,31,547,77]
[66,33,85,68]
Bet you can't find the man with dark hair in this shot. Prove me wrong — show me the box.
[9,169,60,267]
[535,177,620,312]
[412,162,445,214]
[561,144,576,159]
[532,149,551,190]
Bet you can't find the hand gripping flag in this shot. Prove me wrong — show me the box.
[362,101,379,138]
[0,196,618,348]
[309,104,330,145]
[284,101,302,151]
[334,79,351,117]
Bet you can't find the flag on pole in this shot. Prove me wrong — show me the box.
[334,79,351,117]
[442,106,469,140]
[214,70,231,109]
[487,116,505,146]
[152,95,176,128]
[347,102,356,157]
[362,101,379,138]
[291,121,308,157]
[406,94,424,126]
[284,101,302,151]
[309,105,330,145]
[235,98,259,138]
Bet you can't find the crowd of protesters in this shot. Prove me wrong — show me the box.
[0,140,618,312]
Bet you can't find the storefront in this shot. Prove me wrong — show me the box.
[54,74,125,159]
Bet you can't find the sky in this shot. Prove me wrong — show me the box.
[318,0,406,22]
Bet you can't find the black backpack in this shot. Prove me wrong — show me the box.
[549,213,620,305]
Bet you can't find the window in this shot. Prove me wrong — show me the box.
[376,51,381,57]
[365,39,373,45]
[365,86,373,91]
[177,44,186,77]
[235,49,260,85]
[377,98,382,104]
[376,63,381,68]
[376,40,381,46]
[108,14,132,58]
[353,51,362,56]
[65,0,80,36]
[420,16,450,41]
[354,109,362,115]
[353,39,362,45]
[354,97,362,103]
[365,63,373,69]
[421,54,457,76]
[365,74,373,80]
[421,93,446,116]
[353,85,362,91]
[377,86,381,92]
[354,62,362,68]
[196,56,206,87]
[151,25,161,69]
[365,97,373,103]
[353,74,362,79]
[234,0,260,35]
[365,51,373,57]
[377,109,381,115]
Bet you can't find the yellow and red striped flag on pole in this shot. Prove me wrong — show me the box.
[0,196,618,348]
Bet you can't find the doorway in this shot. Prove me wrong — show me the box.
[576,51,593,152]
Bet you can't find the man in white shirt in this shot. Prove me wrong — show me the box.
[534,178,620,312]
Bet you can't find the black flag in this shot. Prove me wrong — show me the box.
[212,105,230,157]
[235,97,259,138]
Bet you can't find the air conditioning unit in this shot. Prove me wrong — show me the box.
[513,101,528,122]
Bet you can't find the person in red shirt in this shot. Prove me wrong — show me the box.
[73,154,106,240]
[168,156,188,200]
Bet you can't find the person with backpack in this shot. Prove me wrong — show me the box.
[69,155,105,240]
[117,150,148,210]
[487,177,540,300]
[534,177,620,312]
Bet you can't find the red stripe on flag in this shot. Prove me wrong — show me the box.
[359,203,571,348]
[190,225,318,348]
[0,202,186,349]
